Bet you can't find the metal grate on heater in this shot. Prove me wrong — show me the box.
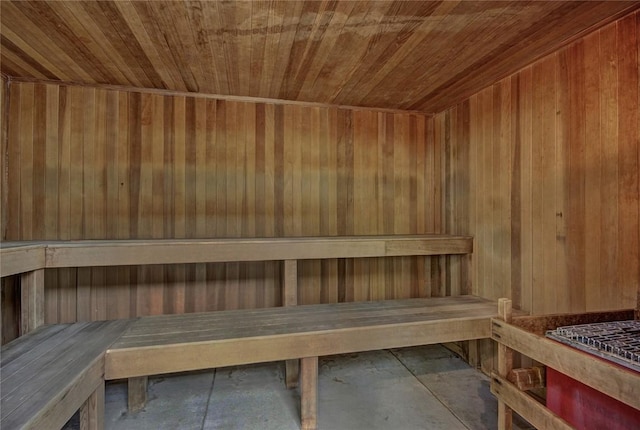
[546,320,640,372]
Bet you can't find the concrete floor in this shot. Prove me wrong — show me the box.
[68,345,533,429]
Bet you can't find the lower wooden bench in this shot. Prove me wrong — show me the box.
[105,295,497,430]
[0,320,133,430]
[0,295,497,430]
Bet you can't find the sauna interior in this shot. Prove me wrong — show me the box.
[1,1,639,430]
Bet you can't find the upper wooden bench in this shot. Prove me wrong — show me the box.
[1,235,473,334]
[0,235,475,430]
[1,235,472,275]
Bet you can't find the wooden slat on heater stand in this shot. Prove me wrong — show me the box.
[497,298,513,430]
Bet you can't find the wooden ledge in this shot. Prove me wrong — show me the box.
[0,244,47,277]
[1,235,472,276]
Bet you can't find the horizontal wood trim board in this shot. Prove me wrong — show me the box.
[0,246,45,277]
[491,319,640,410]
[105,317,491,379]
[45,236,472,268]
[490,374,572,430]
[0,236,472,276]
[6,76,434,116]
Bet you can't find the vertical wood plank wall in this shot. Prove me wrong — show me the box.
[441,12,639,316]
[1,75,21,344]
[1,84,461,330]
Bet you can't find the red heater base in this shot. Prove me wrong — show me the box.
[547,367,640,430]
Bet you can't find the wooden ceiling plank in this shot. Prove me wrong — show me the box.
[144,1,199,92]
[258,0,284,98]
[393,1,525,108]
[53,2,135,86]
[312,0,398,103]
[413,1,636,112]
[342,2,472,109]
[0,30,62,81]
[215,0,242,96]
[280,0,326,100]
[410,2,570,109]
[297,0,359,103]
[394,0,535,110]
[198,1,231,95]
[0,54,41,81]
[1,2,93,82]
[336,0,463,108]
[113,1,181,91]
[308,0,382,104]
[232,0,254,96]
[328,0,434,106]
[9,1,113,84]
[94,0,169,88]
[158,2,202,92]
[128,1,188,92]
[165,1,210,93]
[180,1,213,93]
[268,0,306,98]
[249,0,269,96]
[1,0,637,112]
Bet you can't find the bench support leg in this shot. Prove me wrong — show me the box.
[80,381,104,430]
[128,376,148,412]
[286,359,300,389]
[300,356,318,430]
[20,269,44,335]
[283,259,300,388]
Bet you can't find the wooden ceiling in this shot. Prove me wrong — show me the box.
[1,1,637,113]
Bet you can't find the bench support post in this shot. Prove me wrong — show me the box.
[128,376,148,412]
[284,259,300,388]
[80,381,104,430]
[300,356,318,430]
[497,298,513,430]
[20,269,44,335]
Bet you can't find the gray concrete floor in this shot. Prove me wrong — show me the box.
[68,345,533,429]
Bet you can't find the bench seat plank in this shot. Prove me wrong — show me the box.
[0,324,69,366]
[1,320,133,430]
[118,295,489,337]
[106,295,495,379]
[114,303,495,347]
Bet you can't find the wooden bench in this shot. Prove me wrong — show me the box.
[105,295,497,429]
[0,320,132,430]
[0,235,478,430]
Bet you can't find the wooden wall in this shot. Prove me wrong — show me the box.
[440,11,639,315]
[1,75,21,344]
[1,83,463,330]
